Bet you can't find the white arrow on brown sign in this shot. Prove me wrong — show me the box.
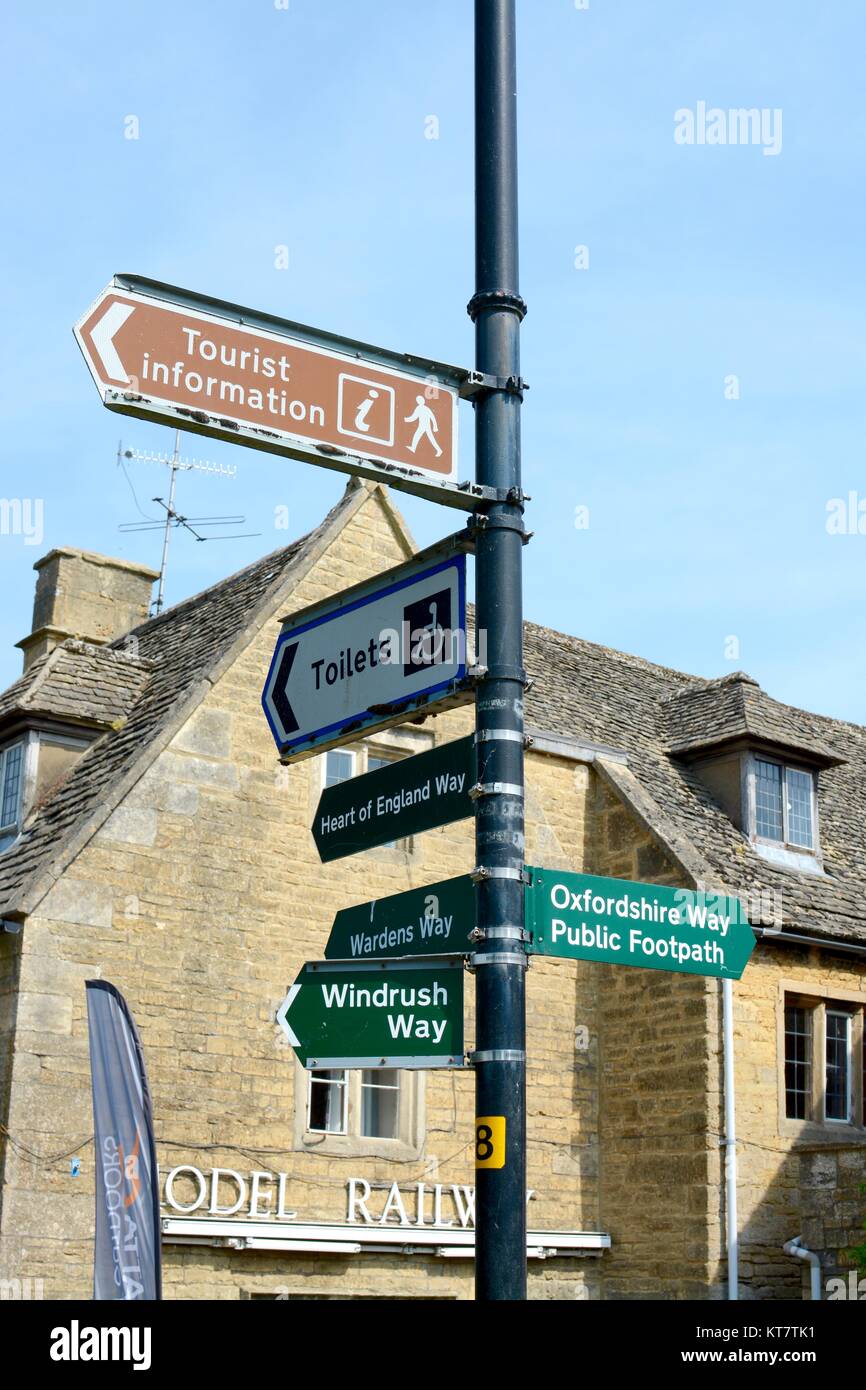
[74,276,471,503]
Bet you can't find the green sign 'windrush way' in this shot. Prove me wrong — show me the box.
[276,958,465,1069]
[525,868,754,980]
[325,875,475,961]
[312,736,475,862]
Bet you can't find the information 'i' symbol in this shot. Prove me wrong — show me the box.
[353,389,379,433]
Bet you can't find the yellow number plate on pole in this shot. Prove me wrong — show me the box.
[475,1115,506,1169]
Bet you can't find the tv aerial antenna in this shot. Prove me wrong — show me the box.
[117,430,261,614]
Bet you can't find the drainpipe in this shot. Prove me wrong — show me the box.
[722,978,738,1299]
[784,1237,822,1301]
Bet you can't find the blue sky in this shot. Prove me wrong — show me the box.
[1,0,864,721]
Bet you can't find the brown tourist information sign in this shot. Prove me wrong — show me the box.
[74,275,474,506]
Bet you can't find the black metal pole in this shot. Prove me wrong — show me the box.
[469,0,527,1302]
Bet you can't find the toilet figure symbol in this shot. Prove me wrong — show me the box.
[404,396,443,458]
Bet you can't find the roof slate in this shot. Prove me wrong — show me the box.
[660,672,845,764]
[0,489,864,949]
[523,624,866,945]
[0,641,152,731]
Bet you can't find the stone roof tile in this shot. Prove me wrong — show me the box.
[524,623,866,945]
[0,641,151,730]
[660,672,845,764]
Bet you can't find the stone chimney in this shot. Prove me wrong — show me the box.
[17,548,159,672]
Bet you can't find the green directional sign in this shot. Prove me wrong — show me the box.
[276,958,465,1069]
[312,736,475,862]
[325,875,475,961]
[526,868,754,980]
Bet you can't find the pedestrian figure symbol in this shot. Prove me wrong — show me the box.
[405,396,442,457]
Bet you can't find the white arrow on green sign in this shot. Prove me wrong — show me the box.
[276,958,465,1069]
[324,875,475,961]
[526,868,754,980]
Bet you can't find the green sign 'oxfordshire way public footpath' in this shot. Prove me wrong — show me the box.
[325,875,475,961]
[277,958,464,1070]
[526,869,755,980]
[321,868,754,978]
[313,736,475,862]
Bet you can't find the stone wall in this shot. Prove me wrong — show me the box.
[588,775,724,1299]
[732,942,866,1298]
[0,931,22,1231]
[799,1146,866,1299]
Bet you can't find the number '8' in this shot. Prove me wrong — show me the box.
[476,1123,494,1162]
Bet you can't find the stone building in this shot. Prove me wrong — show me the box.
[0,479,863,1300]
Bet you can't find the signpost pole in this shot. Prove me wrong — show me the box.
[470,0,528,1301]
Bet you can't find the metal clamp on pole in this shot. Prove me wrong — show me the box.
[471,865,530,884]
[475,664,527,685]
[469,1049,526,1065]
[475,727,526,745]
[470,952,529,968]
[468,509,527,537]
[460,369,530,403]
[469,781,524,800]
[469,926,530,943]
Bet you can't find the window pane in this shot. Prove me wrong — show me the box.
[361,1069,400,1139]
[825,1012,850,1122]
[366,755,398,846]
[755,759,783,841]
[325,751,354,788]
[786,768,814,849]
[1,743,23,830]
[784,1005,811,1120]
[308,1070,347,1133]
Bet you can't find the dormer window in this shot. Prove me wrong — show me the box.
[662,671,841,876]
[0,740,25,852]
[754,757,815,850]
[746,753,821,872]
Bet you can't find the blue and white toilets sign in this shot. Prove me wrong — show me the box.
[261,553,469,761]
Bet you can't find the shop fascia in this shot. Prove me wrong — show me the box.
[161,1163,530,1230]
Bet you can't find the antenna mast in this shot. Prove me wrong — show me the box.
[157,430,182,616]
[117,431,259,614]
